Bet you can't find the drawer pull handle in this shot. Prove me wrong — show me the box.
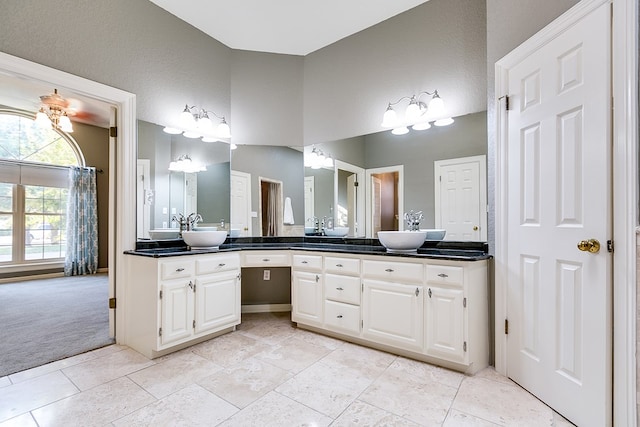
[336,287,344,291]
[188,281,194,290]
[428,288,432,298]
[301,260,308,264]
[337,315,343,319]
[336,263,343,267]
[315,275,320,283]
[385,268,394,272]
[218,263,226,267]
[262,258,270,262]
[437,273,449,278]
[175,268,185,272]
[415,287,420,297]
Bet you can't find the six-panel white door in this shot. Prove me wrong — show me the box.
[503,3,612,425]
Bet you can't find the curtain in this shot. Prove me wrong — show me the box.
[65,166,98,276]
[267,182,278,236]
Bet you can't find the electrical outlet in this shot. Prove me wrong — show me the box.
[162,207,168,214]
[263,269,271,280]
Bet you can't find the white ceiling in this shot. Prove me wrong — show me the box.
[148,0,430,55]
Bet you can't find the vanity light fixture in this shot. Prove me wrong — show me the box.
[168,154,207,173]
[304,146,333,169]
[34,89,74,133]
[381,90,453,135]
[164,104,232,140]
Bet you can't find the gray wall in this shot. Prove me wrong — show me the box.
[303,0,487,145]
[485,0,580,252]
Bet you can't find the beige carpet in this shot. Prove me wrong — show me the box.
[0,273,114,377]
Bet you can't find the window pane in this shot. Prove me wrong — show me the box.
[24,185,66,261]
[0,182,12,213]
[0,213,12,262]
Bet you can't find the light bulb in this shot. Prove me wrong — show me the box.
[197,114,213,132]
[381,106,397,127]
[405,100,421,122]
[179,105,196,129]
[428,94,445,118]
[35,109,51,128]
[323,155,334,168]
[391,126,409,135]
[217,119,231,139]
[434,117,454,126]
[59,114,73,133]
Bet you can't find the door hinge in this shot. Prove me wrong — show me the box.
[499,95,510,111]
[361,283,364,292]
[159,290,163,299]
[361,319,363,329]
[108,297,116,309]
[607,240,614,253]
[109,126,117,138]
[158,327,162,337]
[193,320,196,329]
[463,297,467,308]
[463,341,467,352]
[505,319,509,335]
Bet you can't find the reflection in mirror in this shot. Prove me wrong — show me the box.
[137,120,230,240]
[230,145,304,237]
[307,111,487,241]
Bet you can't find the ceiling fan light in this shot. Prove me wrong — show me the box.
[59,114,73,132]
[35,109,51,128]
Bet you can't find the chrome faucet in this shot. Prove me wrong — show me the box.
[186,213,202,231]
[404,210,424,231]
[172,213,187,233]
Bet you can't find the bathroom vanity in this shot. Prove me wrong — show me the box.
[124,238,489,374]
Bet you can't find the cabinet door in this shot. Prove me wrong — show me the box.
[362,279,424,352]
[194,271,240,335]
[291,270,323,326]
[425,286,466,363]
[160,279,194,346]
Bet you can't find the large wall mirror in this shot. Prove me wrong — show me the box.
[304,111,488,241]
[137,120,230,239]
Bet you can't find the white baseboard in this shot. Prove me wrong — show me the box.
[241,304,292,313]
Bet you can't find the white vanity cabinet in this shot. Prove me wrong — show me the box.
[424,261,489,371]
[323,255,361,336]
[126,252,241,359]
[362,258,425,352]
[291,253,323,327]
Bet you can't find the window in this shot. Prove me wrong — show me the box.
[0,110,82,266]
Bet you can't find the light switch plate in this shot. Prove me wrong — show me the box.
[263,269,270,280]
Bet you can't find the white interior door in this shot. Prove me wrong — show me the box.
[184,173,197,215]
[230,170,251,237]
[434,155,486,241]
[501,3,612,426]
[304,176,314,226]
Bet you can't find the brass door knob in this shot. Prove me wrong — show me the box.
[577,239,600,253]
[473,226,479,231]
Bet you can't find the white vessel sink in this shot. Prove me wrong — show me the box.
[421,229,447,240]
[377,230,428,253]
[148,229,180,240]
[182,230,228,249]
[324,227,349,237]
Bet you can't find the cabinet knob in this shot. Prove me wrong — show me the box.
[176,267,185,272]
[336,263,343,268]
[337,315,343,319]
[437,273,448,278]
[336,287,344,291]
[385,268,394,273]
[301,260,308,264]
[263,258,270,262]
[218,263,226,267]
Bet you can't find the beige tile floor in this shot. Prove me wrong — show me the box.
[0,312,574,426]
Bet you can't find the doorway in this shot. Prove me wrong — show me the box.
[366,165,403,237]
[259,177,283,237]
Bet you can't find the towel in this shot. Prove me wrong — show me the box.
[284,197,295,225]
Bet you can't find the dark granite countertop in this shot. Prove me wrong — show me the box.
[126,236,491,261]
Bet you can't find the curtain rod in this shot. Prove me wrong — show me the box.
[0,159,103,173]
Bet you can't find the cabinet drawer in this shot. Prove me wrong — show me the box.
[324,256,360,275]
[362,259,423,283]
[243,252,291,267]
[292,254,323,271]
[325,274,361,305]
[426,265,463,285]
[196,254,240,275]
[324,300,360,335]
[160,259,194,281]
